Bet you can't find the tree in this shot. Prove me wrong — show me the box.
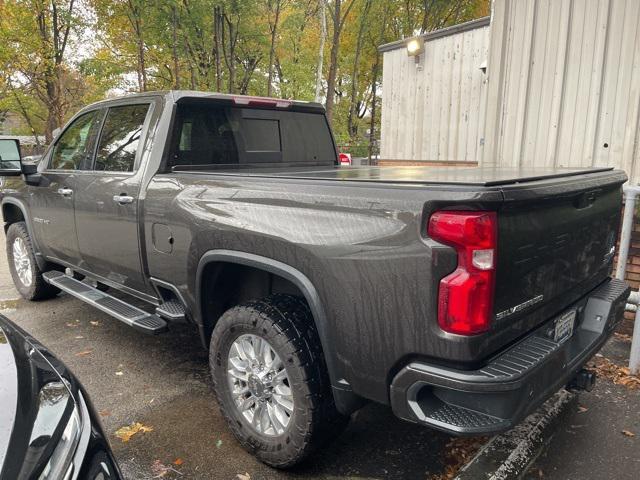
[266,0,284,96]
[0,0,85,141]
[325,0,356,124]
[346,0,371,138]
[314,0,326,102]
[0,0,490,143]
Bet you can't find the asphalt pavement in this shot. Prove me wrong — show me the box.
[0,228,458,480]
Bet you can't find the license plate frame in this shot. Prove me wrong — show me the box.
[554,309,576,343]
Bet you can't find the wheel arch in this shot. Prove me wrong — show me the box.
[196,250,362,414]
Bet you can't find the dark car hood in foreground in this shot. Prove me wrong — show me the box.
[0,316,75,479]
[0,323,19,470]
[0,315,121,480]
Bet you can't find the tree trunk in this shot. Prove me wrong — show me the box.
[171,5,180,89]
[222,15,238,94]
[325,0,355,124]
[314,0,326,103]
[267,0,282,97]
[214,6,223,92]
[347,0,371,138]
[126,1,146,92]
[368,54,380,162]
[325,1,341,123]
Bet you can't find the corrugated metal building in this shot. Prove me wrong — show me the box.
[380,0,640,183]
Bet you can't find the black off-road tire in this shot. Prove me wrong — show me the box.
[6,222,60,300]
[209,294,349,468]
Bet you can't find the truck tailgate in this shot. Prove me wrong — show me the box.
[492,170,625,335]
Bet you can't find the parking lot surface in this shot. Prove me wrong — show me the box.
[0,229,462,479]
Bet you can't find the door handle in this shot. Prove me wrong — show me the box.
[113,194,135,205]
[57,188,73,197]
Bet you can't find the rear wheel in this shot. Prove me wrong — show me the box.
[6,222,59,300]
[209,294,349,468]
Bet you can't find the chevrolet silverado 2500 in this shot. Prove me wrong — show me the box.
[0,91,630,467]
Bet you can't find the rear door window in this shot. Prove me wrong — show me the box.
[94,104,150,172]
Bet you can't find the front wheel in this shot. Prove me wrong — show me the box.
[6,222,59,300]
[209,294,349,468]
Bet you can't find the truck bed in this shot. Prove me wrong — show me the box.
[175,165,615,187]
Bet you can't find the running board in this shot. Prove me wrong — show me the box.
[43,271,167,335]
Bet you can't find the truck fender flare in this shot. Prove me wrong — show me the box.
[1,197,46,269]
[195,250,342,390]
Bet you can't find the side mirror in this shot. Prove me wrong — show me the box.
[0,139,23,176]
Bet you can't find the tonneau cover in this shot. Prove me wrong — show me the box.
[195,165,616,186]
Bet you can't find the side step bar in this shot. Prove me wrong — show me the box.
[43,271,168,335]
[156,298,186,322]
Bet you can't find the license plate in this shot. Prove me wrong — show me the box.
[554,309,576,343]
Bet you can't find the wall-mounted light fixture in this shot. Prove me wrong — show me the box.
[406,36,425,63]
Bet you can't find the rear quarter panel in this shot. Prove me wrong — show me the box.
[143,173,503,403]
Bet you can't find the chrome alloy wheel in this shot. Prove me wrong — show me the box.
[227,334,294,436]
[12,237,32,287]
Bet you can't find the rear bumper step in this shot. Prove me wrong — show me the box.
[390,278,630,435]
[43,271,168,335]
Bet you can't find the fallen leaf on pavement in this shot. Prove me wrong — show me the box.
[614,332,632,342]
[151,459,182,477]
[577,405,588,413]
[66,323,78,328]
[586,357,640,390]
[430,436,488,479]
[622,430,635,437]
[74,335,84,339]
[173,458,184,466]
[90,321,100,326]
[75,350,92,357]
[99,410,111,417]
[114,422,153,442]
[237,474,251,480]
[216,439,223,448]
[115,371,124,376]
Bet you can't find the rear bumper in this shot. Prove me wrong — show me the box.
[390,278,630,435]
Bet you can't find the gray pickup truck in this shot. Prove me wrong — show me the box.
[0,91,631,467]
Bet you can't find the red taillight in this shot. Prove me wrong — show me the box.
[428,211,497,335]
[338,153,352,165]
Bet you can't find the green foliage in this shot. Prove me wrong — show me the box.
[0,0,489,142]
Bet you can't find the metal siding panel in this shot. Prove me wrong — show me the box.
[556,0,587,167]
[448,33,463,160]
[517,0,547,168]
[593,0,627,169]
[581,0,612,166]
[380,50,395,159]
[412,54,426,159]
[390,49,404,158]
[380,22,490,161]
[625,0,640,181]
[379,0,640,182]
[544,0,573,168]
[429,36,445,158]
[464,30,487,161]
[611,0,639,172]
[487,0,640,181]
[420,41,436,159]
[532,0,561,166]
